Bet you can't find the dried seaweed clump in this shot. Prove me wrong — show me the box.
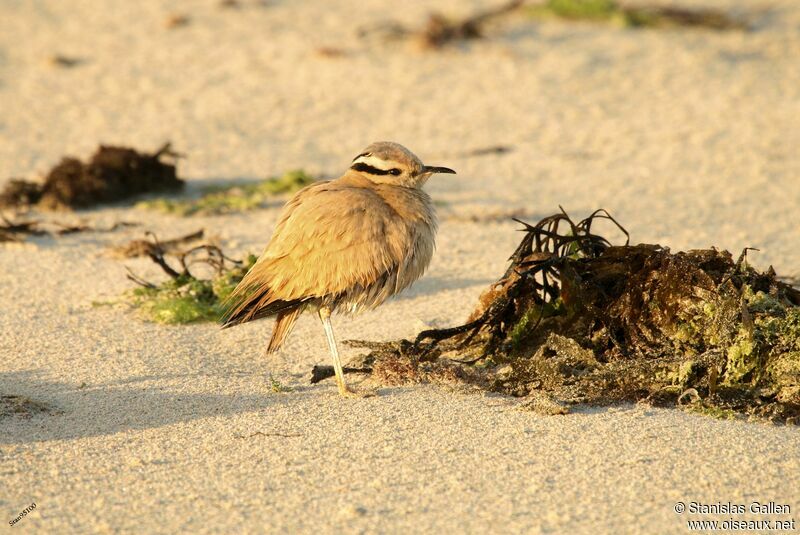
[527,0,748,30]
[357,0,746,51]
[111,229,204,258]
[136,170,315,216]
[355,209,800,423]
[1,395,52,418]
[124,234,256,324]
[1,215,137,243]
[357,0,524,50]
[0,144,183,211]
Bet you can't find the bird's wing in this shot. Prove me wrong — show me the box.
[219,181,329,327]
[227,181,408,318]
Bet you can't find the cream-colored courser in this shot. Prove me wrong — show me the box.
[220,142,455,396]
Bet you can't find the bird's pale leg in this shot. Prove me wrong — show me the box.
[318,307,346,393]
[318,307,373,397]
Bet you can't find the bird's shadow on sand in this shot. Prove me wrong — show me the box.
[0,369,311,444]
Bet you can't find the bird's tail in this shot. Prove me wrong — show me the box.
[219,280,308,329]
[267,306,305,353]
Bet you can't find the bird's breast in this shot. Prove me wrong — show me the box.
[379,187,437,295]
[332,186,437,314]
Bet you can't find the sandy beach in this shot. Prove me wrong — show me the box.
[2,0,800,532]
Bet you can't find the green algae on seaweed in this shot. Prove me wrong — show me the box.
[130,271,246,324]
[532,0,620,21]
[123,234,257,324]
[136,170,315,216]
[527,0,748,30]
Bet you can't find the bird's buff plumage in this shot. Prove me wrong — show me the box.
[219,142,455,396]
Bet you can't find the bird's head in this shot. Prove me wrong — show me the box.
[348,141,455,188]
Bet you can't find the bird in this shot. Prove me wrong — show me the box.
[220,142,455,396]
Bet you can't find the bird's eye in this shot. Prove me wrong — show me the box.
[389,168,401,176]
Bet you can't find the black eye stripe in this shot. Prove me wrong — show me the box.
[350,162,401,176]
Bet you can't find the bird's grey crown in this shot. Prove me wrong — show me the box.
[349,141,424,177]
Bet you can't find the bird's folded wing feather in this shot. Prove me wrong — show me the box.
[238,181,407,302]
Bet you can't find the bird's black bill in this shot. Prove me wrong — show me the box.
[422,165,456,175]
